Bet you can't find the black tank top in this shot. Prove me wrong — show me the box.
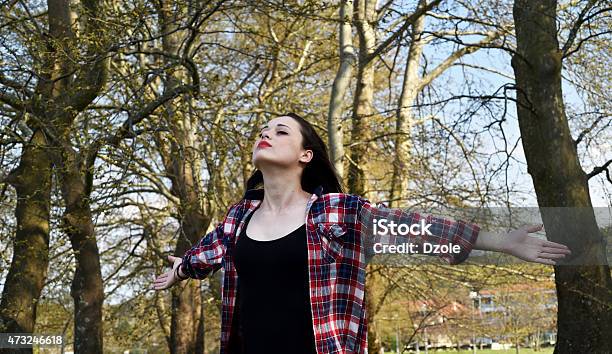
[231,210,317,354]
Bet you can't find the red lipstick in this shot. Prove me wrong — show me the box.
[257,141,272,149]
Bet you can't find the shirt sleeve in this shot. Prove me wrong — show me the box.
[355,196,480,265]
[180,204,239,279]
[180,223,225,279]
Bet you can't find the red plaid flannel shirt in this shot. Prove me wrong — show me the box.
[180,186,480,353]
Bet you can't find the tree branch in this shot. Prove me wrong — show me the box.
[586,159,612,180]
[180,0,226,60]
[0,93,26,111]
[366,0,442,64]
[66,0,110,111]
[68,55,110,111]
[574,114,608,146]
[0,73,33,96]
[561,0,606,57]
[417,30,503,91]
[563,28,612,58]
[122,49,200,97]
[82,81,198,195]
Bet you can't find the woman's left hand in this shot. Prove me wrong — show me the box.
[502,224,572,265]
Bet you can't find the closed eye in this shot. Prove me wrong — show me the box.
[259,126,289,137]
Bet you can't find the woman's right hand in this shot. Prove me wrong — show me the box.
[153,255,183,290]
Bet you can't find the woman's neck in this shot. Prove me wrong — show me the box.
[259,169,311,213]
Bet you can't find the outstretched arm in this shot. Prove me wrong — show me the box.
[153,255,190,291]
[356,196,571,266]
[152,203,241,290]
[475,224,571,265]
[152,221,226,291]
[356,197,480,265]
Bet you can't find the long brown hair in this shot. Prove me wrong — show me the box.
[245,112,343,194]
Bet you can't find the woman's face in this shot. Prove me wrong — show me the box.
[252,116,313,170]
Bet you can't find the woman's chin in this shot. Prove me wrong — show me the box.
[252,156,273,169]
[252,157,293,171]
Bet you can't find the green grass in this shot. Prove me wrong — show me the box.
[384,348,554,354]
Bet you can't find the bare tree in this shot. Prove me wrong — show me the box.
[389,0,507,207]
[511,0,612,352]
[327,0,355,177]
[0,0,108,352]
[152,1,221,352]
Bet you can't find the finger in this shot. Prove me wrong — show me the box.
[154,276,169,284]
[540,252,568,259]
[154,276,169,285]
[154,284,167,291]
[154,273,169,280]
[153,281,167,288]
[542,247,572,254]
[542,241,571,250]
[156,272,169,277]
[542,249,571,257]
[544,241,569,249]
[524,224,544,233]
[155,280,170,290]
[534,257,556,265]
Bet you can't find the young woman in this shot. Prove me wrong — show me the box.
[153,113,571,354]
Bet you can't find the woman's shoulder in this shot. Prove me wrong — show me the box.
[319,192,373,202]
[219,198,257,221]
[315,192,369,208]
[316,193,389,213]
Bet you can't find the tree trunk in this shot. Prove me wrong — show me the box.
[511,1,612,352]
[327,0,355,178]
[165,116,209,354]
[352,2,379,352]
[53,132,105,354]
[62,181,104,354]
[0,130,52,354]
[44,0,108,350]
[157,2,210,352]
[389,0,426,207]
[168,166,209,354]
[365,269,383,354]
[0,0,77,345]
[348,0,376,198]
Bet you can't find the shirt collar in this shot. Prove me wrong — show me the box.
[243,185,324,201]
